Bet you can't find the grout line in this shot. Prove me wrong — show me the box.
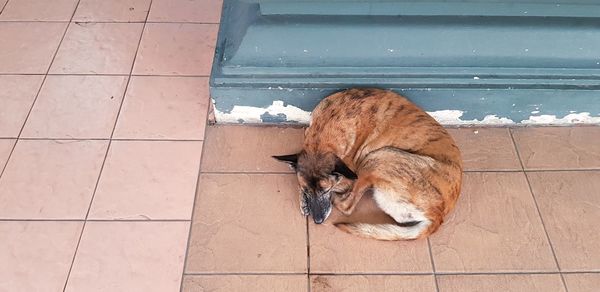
[61,2,153,290]
[508,128,570,292]
[0,219,191,222]
[200,171,295,175]
[0,0,9,14]
[522,168,600,172]
[0,73,128,76]
[306,216,311,292]
[15,137,204,142]
[436,271,595,276]
[463,169,523,173]
[146,21,220,25]
[0,139,17,180]
[0,20,219,24]
[0,72,210,77]
[181,270,600,276]
[427,238,440,292]
[179,77,213,292]
[185,272,309,276]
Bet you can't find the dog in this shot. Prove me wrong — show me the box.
[274,88,462,240]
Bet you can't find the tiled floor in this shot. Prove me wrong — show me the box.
[1,1,600,292]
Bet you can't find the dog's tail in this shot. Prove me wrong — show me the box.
[334,220,434,241]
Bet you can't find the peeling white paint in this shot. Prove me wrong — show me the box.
[214,100,311,123]
[522,112,600,124]
[426,110,514,125]
[213,102,600,125]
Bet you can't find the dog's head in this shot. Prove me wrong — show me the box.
[273,151,357,224]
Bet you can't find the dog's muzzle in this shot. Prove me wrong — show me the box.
[309,193,332,224]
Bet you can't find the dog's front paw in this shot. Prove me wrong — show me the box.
[300,199,310,216]
[300,194,310,216]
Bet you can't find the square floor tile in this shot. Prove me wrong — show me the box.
[0,221,82,292]
[309,207,432,273]
[50,23,143,74]
[0,140,107,219]
[22,76,128,139]
[73,0,151,22]
[148,0,223,23]
[0,22,67,74]
[0,139,15,169]
[447,127,521,170]
[437,274,565,292]
[0,75,44,137]
[113,76,209,140]
[133,23,218,76]
[527,171,600,271]
[89,141,202,220]
[512,127,600,170]
[563,273,600,292]
[183,275,307,292]
[429,172,556,272]
[65,222,189,292]
[311,275,436,292]
[0,0,78,21]
[186,174,306,273]
[201,125,304,173]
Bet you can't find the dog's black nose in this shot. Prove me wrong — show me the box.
[313,217,324,224]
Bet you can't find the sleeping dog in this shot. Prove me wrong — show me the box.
[274,88,462,240]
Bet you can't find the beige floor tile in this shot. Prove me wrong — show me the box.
[0,75,44,137]
[447,127,521,170]
[430,172,556,272]
[512,127,600,170]
[437,274,565,292]
[50,23,143,74]
[0,0,78,21]
[311,275,436,292]
[563,273,600,292]
[22,76,128,139]
[201,125,304,173]
[148,0,223,23]
[183,275,307,292]
[73,0,151,22]
[528,171,600,271]
[0,221,82,292]
[113,76,209,140]
[133,23,218,75]
[186,174,307,273]
[89,141,202,220]
[0,140,107,219]
[65,222,189,292]
[0,139,15,168]
[0,22,67,74]
[309,208,432,273]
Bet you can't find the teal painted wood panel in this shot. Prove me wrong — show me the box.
[210,0,600,124]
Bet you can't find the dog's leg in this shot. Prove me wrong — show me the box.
[333,174,374,216]
[299,192,310,216]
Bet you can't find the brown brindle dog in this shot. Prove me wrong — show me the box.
[274,88,462,240]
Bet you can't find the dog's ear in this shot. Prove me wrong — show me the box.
[333,156,357,180]
[272,154,299,170]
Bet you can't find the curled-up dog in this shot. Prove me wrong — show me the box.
[274,88,462,240]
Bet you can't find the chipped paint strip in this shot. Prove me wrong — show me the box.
[214,100,311,123]
[522,112,600,124]
[425,110,514,125]
[213,101,600,125]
